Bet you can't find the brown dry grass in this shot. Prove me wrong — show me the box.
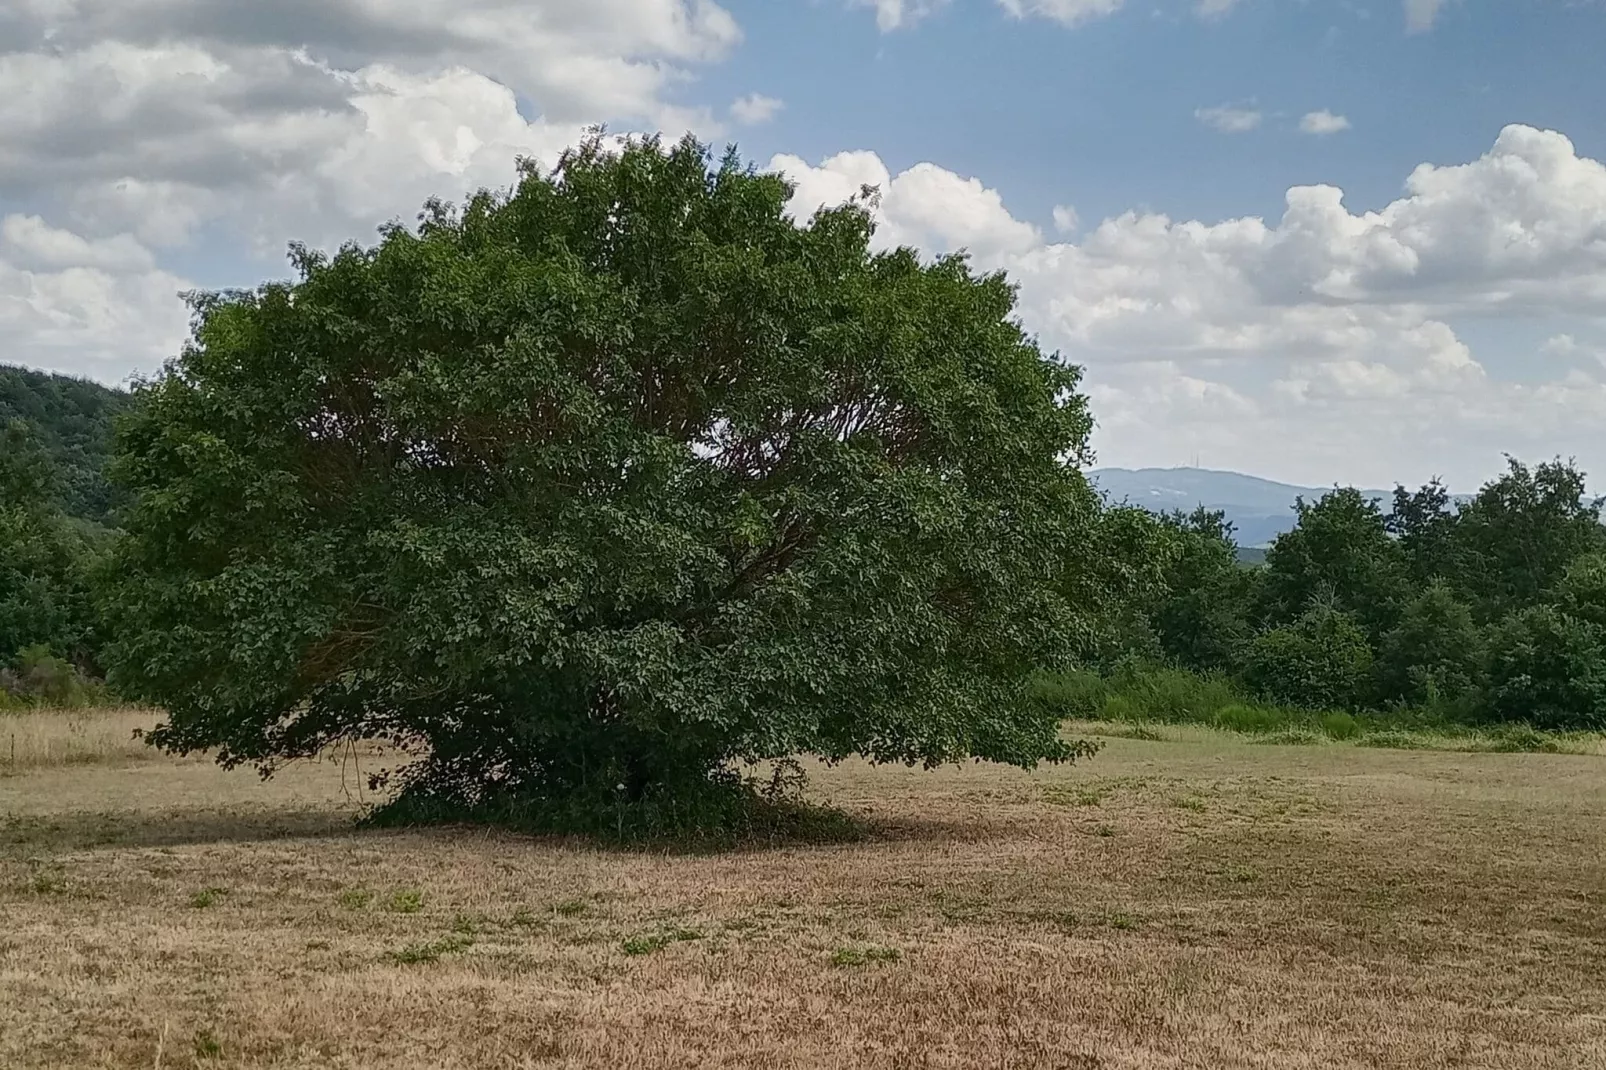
[2,715,1604,1069]
[0,707,159,771]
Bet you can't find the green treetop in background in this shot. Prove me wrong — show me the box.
[106,135,1110,829]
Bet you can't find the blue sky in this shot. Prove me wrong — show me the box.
[711,1,1606,225]
[3,0,1606,488]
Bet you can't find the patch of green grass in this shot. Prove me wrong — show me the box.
[1104,911,1141,931]
[384,888,424,914]
[1320,712,1362,740]
[1213,704,1290,734]
[1101,665,1243,724]
[192,1029,223,1061]
[554,898,588,918]
[830,945,902,967]
[1172,794,1208,812]
[384,933,473,965]
[1029,669,1108,719]
[189,887,226,909]
[621,927,703,956]
[451,912,483,936]
[336,888,372,911]
[509,908,541,928]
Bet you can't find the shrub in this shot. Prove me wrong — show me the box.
[1242,606,1375,711]
[1103,663,1240,724]
[1100,694,1144,723]
[1479,725,1564,754]
[1483,605,1606,731]
[1375,582,1483,707]
[1319,712,1361,740]
[1029,671,1108,720]
[1212,704,1289,734]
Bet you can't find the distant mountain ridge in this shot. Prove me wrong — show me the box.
[1088,466,1400,548]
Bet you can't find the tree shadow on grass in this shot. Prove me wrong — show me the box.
[0,805,361,853]
[360,801,1021,857]
[2,797,1016,857]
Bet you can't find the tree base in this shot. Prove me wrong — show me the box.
[362,776,865,850]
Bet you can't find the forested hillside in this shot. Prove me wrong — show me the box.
[0,365,130,524]
[1,365,127,701]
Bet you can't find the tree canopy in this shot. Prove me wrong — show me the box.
[105,135,1107,827]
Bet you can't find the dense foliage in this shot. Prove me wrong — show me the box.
[0,365,129,524]
[1092,457,1606,729]
[0,418,111,704]
[104,136,1110,825]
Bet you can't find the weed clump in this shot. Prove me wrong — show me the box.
[830,946,901,967]
[189,887,226,909]
[1320,712,1362,740]
[336,888,372,910]
[622,928,702,956]
[384,934,473,965]
[384,889,424,914]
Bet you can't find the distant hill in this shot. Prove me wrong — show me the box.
[1088,467,1398,548]
[0,365,131,524]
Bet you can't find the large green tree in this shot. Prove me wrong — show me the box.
[1375,581,1483,709]
[1151,507,1259,674]
[107,136,1106,826]
[1387,479,1463,587]
[1260,487,1405,640]
[1449,458,1605,619]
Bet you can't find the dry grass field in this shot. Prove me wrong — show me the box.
[3,709,1604,1069]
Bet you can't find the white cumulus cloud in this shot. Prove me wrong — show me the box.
[995,0,1126,25]
[1196,105,1263,133]
[0,216,191,381]
[731,93,784,125]
[852,0,951,30]
[772,125,1606,485]
[1405,0,1450,32]
[1300,110,1352,135]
